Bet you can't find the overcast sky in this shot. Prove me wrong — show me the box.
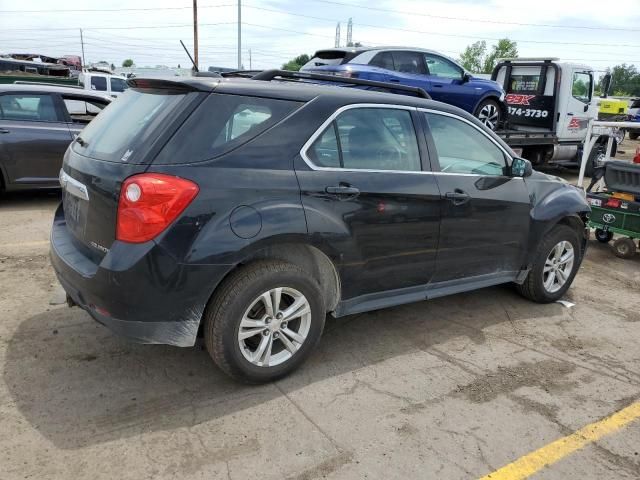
[1,0,639,72]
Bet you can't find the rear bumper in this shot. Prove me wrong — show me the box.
[50,203,231,347]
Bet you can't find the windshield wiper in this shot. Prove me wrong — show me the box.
[76,136,88,147]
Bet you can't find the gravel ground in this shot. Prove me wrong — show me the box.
[1,143,639,479]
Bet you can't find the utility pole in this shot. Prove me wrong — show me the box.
[79,28,85,68]
[193,0,199,70]
[237,0,242,70]
[335,22,340,48]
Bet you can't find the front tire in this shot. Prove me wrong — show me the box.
[475,99,502,131]
[204,260,326,383]
[517,225,582,303]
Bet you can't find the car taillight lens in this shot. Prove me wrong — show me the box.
[605,198,622,208]
[116,173,199,243]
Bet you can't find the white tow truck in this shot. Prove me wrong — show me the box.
[492,58,618,174]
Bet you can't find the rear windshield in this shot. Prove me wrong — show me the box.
[154,93,301,164]
[72,88,189,163]
[302,50,358,68]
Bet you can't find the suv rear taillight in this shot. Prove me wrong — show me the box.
[116,173,199,243]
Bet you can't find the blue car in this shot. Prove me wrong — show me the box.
[301,47,506,130]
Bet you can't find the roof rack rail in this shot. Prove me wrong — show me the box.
[220,70,264,78]
[250,69,431,99]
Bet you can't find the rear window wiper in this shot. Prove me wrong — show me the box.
[76,136,88,147]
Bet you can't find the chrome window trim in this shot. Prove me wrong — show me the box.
[299,103,427,175]
[300,103,523,180]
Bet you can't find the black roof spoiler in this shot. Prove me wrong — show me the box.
[250,69,431,99]
[127,77,201,91]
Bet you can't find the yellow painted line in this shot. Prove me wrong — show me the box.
[479,401,640,480]
[1,240,49,248]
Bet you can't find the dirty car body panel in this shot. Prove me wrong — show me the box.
[50,76,590,348]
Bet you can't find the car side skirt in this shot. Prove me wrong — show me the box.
[333,270,525,317]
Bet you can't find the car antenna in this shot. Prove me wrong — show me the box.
[180,40,199,73]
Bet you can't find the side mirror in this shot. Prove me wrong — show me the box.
[462,73,472,83]
[511,157,533,178]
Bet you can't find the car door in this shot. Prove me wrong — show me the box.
[295,105,441,301]
[378,51,432,93]
[557,69,594,141]
[422,110,531,282]
[422,53,474,111]
[0,92,72,188]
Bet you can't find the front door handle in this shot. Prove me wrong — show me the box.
[0,128,9,134]
[445,189,470,205]
[325,185,360,196]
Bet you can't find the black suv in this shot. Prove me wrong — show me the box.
[51,74,590,382]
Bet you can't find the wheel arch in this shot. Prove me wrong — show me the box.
[204,241,341,317]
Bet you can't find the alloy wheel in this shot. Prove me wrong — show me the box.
[238,287,311,367]
[542,241,575,293]
[478,103,500,130]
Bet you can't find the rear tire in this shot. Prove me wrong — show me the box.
[629,131,639,140]
[204,260,326,383]
[595,229,613,243]
[613,238,636,259]
[517,225,582,303]
[474,99,502,131]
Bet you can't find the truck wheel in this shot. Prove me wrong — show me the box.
[475,99,501,131]
[630,131,639,140]
[204,260,326,383]
[517,225,581,303]
[586,145,605,177]
[613,238,636,259]
[595,229,613,243]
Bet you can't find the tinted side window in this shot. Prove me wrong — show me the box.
[0,94,60,122]
[307,124,340,168]
[90,76,107,91]
[156,94,301,164]
[425,113,507,176]
[424,54,463,79]
[110,77,127,93]
[572,72,592,103]
[308,108,421,172]
[370,52,394,70]
[391,51,426,74]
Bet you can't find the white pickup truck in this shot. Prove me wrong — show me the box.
[492,58,616,174]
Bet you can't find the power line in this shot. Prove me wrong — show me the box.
[238,6,640,48]
[302,0,640,32]
[0,4,233,13]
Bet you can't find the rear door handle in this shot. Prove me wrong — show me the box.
[325,185,360,196]
[0,128,9,134]
[389,78,400,83]
[445,190,470,205]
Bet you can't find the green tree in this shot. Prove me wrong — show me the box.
[282,54,310,71]
[459,40,486,74]
[482,39,518,74]
[609,64,640,96]
[122,58,134,68]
